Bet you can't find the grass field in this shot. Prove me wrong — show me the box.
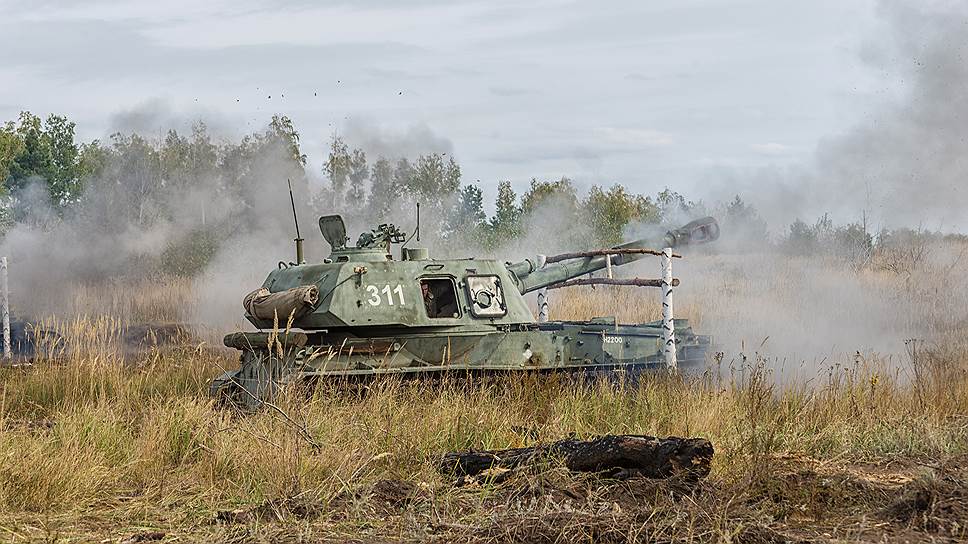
[0,248,966,543]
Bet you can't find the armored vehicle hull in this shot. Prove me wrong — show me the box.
[212,318,710,406]
[211,215,719,409]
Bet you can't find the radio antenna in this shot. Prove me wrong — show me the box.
[287,178,304,264]
[416,202,421,242]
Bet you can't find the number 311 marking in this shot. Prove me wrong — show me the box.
[365,284,405,306]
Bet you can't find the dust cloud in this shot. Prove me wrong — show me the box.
[0,111,319,330]
[717,0,968,232]
[486,0,968,379]
[660,0,968,375]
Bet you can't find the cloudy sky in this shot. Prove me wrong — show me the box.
[4,0,951,226]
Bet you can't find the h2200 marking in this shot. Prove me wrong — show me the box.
[365,284,405,306]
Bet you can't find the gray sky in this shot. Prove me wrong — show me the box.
[0,0,896,215]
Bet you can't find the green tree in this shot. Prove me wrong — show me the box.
[655,187,695,221]
[7,112,53,201]
[161,129,191,186]
[487,180,521,245]
[4,112,90,213]
[155,123,221,224]
[217,135,250,201]
[409,154,461,211]
[366,157,396,217]
[517,177,596,247]
[222,116,310,230]
[722,195,768,245]
[0,121,18,232]
[160,122,218,191]
[783,218,819,255]
[104,132,164,226]
[445,183,486,242]
[189,122,219,176]
[76,140,108,182]
[583,184,660,246]
[520,177,579,216]
[324,135,351,209]
[832,222,873,263]
[160,228,219,277]
[346,148,368,205]
[267,115,307,167]
[0,120,24,184]
[388,157,415,212]
[41,114,82,206]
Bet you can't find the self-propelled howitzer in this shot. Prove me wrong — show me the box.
[211,214,720,409]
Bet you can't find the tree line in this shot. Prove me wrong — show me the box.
[0,111,716,250]
[315,133,715,250]
[2,111,952,276]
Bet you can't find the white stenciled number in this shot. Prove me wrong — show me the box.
[365,284,405,307]
[366,285,381,306]
[382,284,394,306]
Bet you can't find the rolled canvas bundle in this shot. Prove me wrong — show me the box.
[243,285,319,321]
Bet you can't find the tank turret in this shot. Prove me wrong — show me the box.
[505,216,719,294]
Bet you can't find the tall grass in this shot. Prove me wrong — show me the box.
[0,244,966,541]
[0,315,964,520]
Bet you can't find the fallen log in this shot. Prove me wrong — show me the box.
[440,435,713,481]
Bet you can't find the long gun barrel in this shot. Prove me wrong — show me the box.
[505,217,719,295]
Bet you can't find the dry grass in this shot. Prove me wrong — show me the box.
[21,276,198,325]
[1,246,967,543]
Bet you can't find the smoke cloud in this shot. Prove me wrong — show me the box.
[0,115,319,329]
[610,1,968,374]
[670,246,967,379]
[716,0,968,232]
[339,118,454,162]
[109,98,242,143]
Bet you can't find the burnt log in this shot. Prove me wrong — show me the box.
[440,435,713,481]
